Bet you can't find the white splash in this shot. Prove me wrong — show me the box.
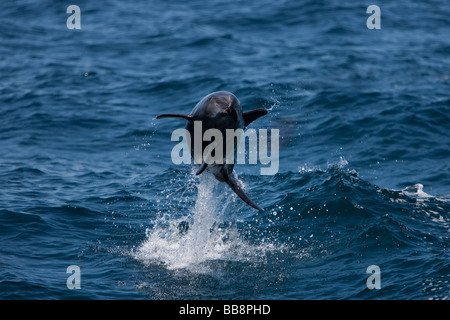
[133,174,277,272]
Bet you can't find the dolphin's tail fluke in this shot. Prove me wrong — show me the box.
[225,175,263,211]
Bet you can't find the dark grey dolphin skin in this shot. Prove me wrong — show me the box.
[157,91,268,210]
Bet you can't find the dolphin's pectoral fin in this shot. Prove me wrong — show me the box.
[156,114,193,121]
[225,175,263,211]
[195,161,208,175]
[242,108,268,127]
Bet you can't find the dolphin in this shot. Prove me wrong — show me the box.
[157,91,268,210]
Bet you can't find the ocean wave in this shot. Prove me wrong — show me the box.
[130,159,448,300]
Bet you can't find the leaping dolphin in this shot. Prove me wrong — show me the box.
[157,91,268,210]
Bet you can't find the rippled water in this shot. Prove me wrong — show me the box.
[0,0,449,299]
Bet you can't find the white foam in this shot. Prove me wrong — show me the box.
[401,184,434,199]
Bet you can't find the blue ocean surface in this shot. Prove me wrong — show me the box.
[0,0,449,299]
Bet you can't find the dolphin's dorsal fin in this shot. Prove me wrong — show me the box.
[156,114,194,121]
[242,108,268,127]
